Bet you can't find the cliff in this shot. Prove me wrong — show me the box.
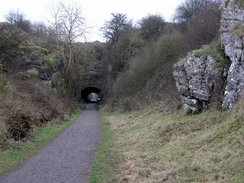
[173,0,244,112]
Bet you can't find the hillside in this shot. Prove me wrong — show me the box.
[0,22,79,149]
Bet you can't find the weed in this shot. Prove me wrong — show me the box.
[0,76,10,93]
[0,130,12,150]
[138,170,150,178]
[26,68,38,78]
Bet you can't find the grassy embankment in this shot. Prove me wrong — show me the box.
[0,111,81,176]
[89,109,119,183]
[90,103,244,183]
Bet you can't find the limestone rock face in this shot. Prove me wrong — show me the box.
[221,0,244,108]
[173,0,244,111]
[173,53,227,112]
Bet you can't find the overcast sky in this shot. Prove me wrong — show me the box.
[0,0,183,42]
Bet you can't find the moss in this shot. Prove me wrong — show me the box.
[230,25,244,37]
[192,39,231,69]
[237,0,244,6]
[212,58,231,69]
[192,40,223,59]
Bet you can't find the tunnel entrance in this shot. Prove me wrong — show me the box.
[81,87,102,103]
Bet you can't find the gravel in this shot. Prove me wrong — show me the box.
[0,103,100,183]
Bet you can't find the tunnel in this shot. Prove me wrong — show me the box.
[81,87,102,103]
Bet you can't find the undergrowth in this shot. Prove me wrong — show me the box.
[109,32,184,112]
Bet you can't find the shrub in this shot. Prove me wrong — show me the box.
[0,130,12,150]
[26,68,38,78]
[110,32,184,111]
[157,31,186,61]
[51,72,66,95]
[139,14,166,41]
[0,75,10,93]
[112,44,158,98]
[6,111,33,141]
[42,58,56,68]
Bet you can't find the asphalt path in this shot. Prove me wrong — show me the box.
[0,103,100,183]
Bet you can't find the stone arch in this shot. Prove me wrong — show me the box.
[81,87,102,103]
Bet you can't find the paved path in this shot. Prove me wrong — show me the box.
[0,104,100,183]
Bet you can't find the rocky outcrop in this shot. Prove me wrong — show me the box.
[221,0,244,108]
[37,67,52,81]
[174,0,244,111]
[173,53,227,112]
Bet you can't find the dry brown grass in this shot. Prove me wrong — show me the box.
[0,71,78,150]
[230,25,244,37]
[105,102,244,183]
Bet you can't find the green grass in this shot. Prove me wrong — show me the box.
[0,110,81,176]
[101,102,244,183]
[88,109,119,183]
[192,39,231,69]
[192,40,223,59]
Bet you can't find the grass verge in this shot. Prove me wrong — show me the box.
[102,102,244,183]
[0,110,81,176]
[88,109,120,183]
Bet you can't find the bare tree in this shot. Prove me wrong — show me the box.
[101,13,131,42]
[173,0,219,23]
[0,23,28,63]
[138,14,165,41]
[4,9,32,33]
[50,1,87,76]
[31,22,48,38]
[185,1,221,47]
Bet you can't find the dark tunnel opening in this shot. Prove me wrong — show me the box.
[81,87,102,103]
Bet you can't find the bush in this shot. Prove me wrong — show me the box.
[6,111,33,141]
[26,68,38,78]
[0,75,11,93]
[42,58,56,68]
[139,14,166,41]
[51,72,66,95]
[109,32,185,111]
[157,31,186,61]
[0,130,12,150]
[112,44,158,98]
